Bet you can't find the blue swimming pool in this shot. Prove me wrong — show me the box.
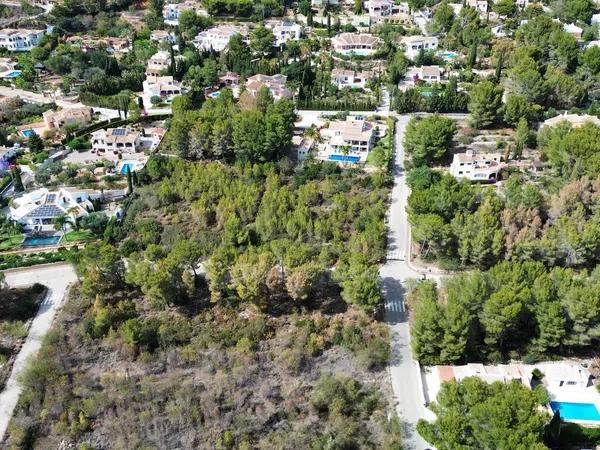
[22,235,61,247]
[3,70,22,79]
[439,51,458,60]
[209,91,221,98]
[328,154,361,164]
[22,129,35,137]
[550,402,600,421]
[120,163,134,175]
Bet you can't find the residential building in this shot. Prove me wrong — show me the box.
[0,29,45,52]
[219,72,240,87]
[42,108,92,129]
[10,187,101,232]
[311,0,339,7]
[193,25,248,52]
[143,75,182,100]
[150,30,177,44]
[365,0,411,24]
[404,65,442,84]
[400,35,439,59]
[449,149,504,182]
[265,20,302,46]
[146,50,172,77]
[592,13,600,25]
[163,1,207,25]
[542,113,600,129]
[331,68,375,90]
[91,127,142,154]
[320,116,378,163]
[563,22,583,40]
[466,0,488,13]
[246,74,293,100]
[293,136,315,162]
[0,145,18,163]
[66,36,131,54]
[331,33,382,56]
[0,57,17,72]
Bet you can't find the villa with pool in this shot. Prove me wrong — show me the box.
[423,362,600,425]
[9,187,101,233]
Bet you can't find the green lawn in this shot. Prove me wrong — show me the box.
[63,230,94,243]
[0,234,24,250]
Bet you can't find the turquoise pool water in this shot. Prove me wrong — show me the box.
[209,91,221,98]
[439,51,458,60]
[120,163,135,175]
[3,70,22,79]
[328,154,360,164]
[22,129,35,137]
[550,402,600,421]
[22,235,61,247]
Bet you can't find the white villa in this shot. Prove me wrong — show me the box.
[331,68,375,90]
[466,0,489,13]
[320,116,381,163]
[193,25,248,52]
[331,33,382,56]
[246,74,293,100]
[10,188,100,232]
[423,362,600,424]
[150,30,177,45]
[542,113,600,129]
[365,0,411,24]
[449,149,504,182]
[0,29,45,52]
[404,65,442,84]
[401,35,439,59]
[146,50,172,77]
[265,20,302,46]
[163,1,207,25]
[143,75,182,100]
[91,127,142,154]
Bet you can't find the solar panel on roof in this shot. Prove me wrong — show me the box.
[24,205,64,219]
[46,194,56,203]
[112,128,126,136]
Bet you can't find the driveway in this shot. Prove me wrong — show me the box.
[381,114,437,450]
[0,263,77,442]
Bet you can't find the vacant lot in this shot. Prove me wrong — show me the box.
[0,284,47,390]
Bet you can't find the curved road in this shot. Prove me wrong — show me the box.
[381,115,437,450]
[0,263,77,442]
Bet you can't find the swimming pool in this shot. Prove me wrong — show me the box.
[328,154,361,164]
[120,163,135,175]
[22,129,35,137]
[2,70,22,79]
[550,402,600,421]
[209,91,221,98]
[439,51,459,61]
[22,235,61,247]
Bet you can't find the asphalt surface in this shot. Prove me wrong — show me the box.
[0,263,77,442]
[381,114,437,450]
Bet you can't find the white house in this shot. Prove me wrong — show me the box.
[0,29,45,52]
[193,25,248,52]
[331,68,375,90]
[150,30,178,45]
[246,74,293,100]
[294,136,315,162]
[563,22,583,40]
[404,65,442,84]
[10,187,101,232]
[265,20,302,46]
[146,50,172,77]
[311,0,339,7]
[466,0,488,13]
[143,75,182,100]
[163,1,207,25]
[542,113,600,129]
[331,33,382,56]
[592,13,600,25]
[0,145,18,163]
[401,35,439,59]
[449,149,504,182]
[91,127,142,154]
[365,0,411,24]
[320,116,380,163]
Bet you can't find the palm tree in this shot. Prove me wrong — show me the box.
[53,215,68,241]
[67,207,81,230]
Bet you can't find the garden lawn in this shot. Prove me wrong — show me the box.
[0,234,24,251]
[63,230,94,242]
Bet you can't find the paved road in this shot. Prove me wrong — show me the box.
[381,115,437,450]
[0,263,77,442]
